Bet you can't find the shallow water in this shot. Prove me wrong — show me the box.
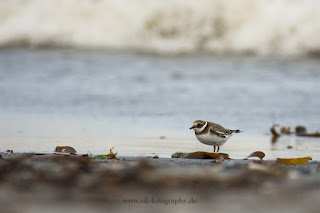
[1,49,320,159]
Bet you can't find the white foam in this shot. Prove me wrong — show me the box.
[1,0,320,56]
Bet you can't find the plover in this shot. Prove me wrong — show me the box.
[190,120,242,153]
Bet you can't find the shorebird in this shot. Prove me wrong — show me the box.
[190,120,242,153]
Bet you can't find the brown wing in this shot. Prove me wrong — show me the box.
[209,128,226,138]
[208,122,241,136]
[208,122,232,133]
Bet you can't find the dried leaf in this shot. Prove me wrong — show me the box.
[95,147,118,159]
[6,150,14,154]
[294,125,320,137]
[183,151,230,159]
[280,126,291,134]
[276,157,311,165]
[54,146,77,154]
[152,155,159,159]
[270,124,280,137]
[107,147,118,159]
[295,125,307,135]
[245,151,265,160]
[171,152,188,158]
[296,133,320,137]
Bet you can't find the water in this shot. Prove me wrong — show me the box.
[1,48,320,159]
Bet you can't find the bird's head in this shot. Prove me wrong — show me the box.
[190,120,207,133]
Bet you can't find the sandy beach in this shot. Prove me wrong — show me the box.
[1,152,320,213]
[1,1,320,212]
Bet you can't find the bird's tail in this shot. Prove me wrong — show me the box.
[233,130,242,133]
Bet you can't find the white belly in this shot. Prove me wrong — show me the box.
[196,133,231,146]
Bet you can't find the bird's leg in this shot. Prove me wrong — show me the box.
[217,146,220,153]
[213,146,216,153]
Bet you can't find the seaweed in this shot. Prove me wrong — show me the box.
[270,124,320,138]
[95,147,118,159]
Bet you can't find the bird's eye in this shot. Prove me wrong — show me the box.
[197,124,201,127]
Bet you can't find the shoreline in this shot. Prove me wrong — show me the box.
[3,133,320,160]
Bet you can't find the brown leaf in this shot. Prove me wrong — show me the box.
[171,152,188,158]
[106,146,118,159]
[270,124,280,137]
[280,126,291,134]
[276,157,311,165]
[245,151,265,160]
[296,132,320,137]
[183,151,230,159]
[295,125,320,137]
[54,146,77,154]
[295,125,307,135]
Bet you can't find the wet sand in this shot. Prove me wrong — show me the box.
[2,49,320,160]
[1,152,320,213]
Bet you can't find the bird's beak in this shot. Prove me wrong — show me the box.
[189,126,195,129]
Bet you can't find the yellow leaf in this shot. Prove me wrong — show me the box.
[276,157,311,165]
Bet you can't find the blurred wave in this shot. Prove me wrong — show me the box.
[1,0,320,56]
